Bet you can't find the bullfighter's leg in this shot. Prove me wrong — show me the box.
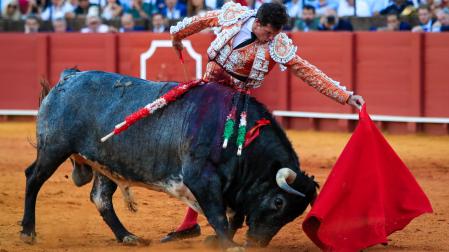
[160,207,201,243]
[20,151,70,244]
[90,173,149,246]
[176,207,199,232]
[183,162,241,250]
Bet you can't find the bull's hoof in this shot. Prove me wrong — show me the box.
[205,237,242,251]
[203,235,219,248]
[122,235,151,246]
[226,246,245,252]
[160,224,201,243]
[20,231,36,244]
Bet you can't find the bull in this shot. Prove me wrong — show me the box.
[20,69,318,249]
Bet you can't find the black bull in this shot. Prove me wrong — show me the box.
[20,69,318,249]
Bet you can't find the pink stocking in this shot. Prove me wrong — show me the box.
[175,207,198,232]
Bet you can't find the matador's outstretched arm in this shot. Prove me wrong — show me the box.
[170,11,221,42]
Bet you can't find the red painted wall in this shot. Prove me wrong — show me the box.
[49,34,117,85]
[0,34,48,110]
[355,32,423,117]
[424,33,449,117]
[288,32,355,131]
[0,32,448,133]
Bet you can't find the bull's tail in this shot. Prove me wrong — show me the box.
[38,78,51,107]
[38,67,81,107]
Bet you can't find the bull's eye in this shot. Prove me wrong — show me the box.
[273,197,284,210]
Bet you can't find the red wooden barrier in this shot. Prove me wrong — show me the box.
[355,32,424,133]
[252,66,289,111]
[118,32,214,81]
[355,32,423,116]
[288,32,355,131]
[0,32,448,134]
[0,34,48,110]
[422,33,449,134]
[49,33,117,84]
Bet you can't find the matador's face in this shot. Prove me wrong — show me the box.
[253,19,281,43]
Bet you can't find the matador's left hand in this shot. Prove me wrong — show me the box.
[347,94,365,110]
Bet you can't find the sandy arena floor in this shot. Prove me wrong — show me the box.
[0,121,448,252]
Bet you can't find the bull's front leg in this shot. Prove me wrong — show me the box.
[204,211,245,248]
[183,162,241,251]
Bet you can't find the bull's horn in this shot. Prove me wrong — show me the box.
[276,168,306,197]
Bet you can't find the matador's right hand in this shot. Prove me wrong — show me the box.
[347,94,365,111]
[172,39,184,55]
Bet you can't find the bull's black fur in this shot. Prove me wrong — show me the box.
[21,70,318,248]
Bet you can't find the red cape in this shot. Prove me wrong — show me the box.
[302,105,433,251]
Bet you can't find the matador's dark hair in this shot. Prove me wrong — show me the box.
[255,3,288,30]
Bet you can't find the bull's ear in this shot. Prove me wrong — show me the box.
[290,172,317,195]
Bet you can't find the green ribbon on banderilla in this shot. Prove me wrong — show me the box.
[222,90,250,156]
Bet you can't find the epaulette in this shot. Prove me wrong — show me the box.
[269,33,297,67]
[218,2,256,26]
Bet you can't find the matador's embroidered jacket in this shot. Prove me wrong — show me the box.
[170,2,352,104]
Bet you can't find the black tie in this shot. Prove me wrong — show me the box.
[234,32,257,50]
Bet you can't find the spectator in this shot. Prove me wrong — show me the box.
[126,0,155,19]
[365,0,389,15]
[293,4,320,31]
[412,4,437,31]
[410,0,426,7]
[204,0,224,10]
[188,0,210,17]
[88,0,107,7]
[314,0,339,16]
[2,0,22,20]
[23,0,44,17]
[41,0,75,21]
[377,11,411,31]
[144,0,165,13]
[101,0,122,20]
[245,0,255,9]
[24,14,40,33]
[337,0,372,17]
[151,12,168,32]
[119,13,144,31]
[380,0,414,15]
[52,17,68,31]
[67,0,78,9]
[80,6,111,32]
[74,0,91,17]
[432,0,449,9]
[433,7,449,31]
[318,8,353,31]
[285,0,303,18]
[161,0,186,20]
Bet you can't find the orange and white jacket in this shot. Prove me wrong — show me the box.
[170,2,352,104]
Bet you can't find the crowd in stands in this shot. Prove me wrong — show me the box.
[1,0,448,33]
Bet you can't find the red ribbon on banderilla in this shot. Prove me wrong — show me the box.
[101,48,197,142]
[101,79,202,142]
[178,48,189,82]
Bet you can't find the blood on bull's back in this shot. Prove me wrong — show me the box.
[38,70,234,182]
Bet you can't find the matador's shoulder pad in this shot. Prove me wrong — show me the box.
[218,2,256,27]
[269,32,297,65]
